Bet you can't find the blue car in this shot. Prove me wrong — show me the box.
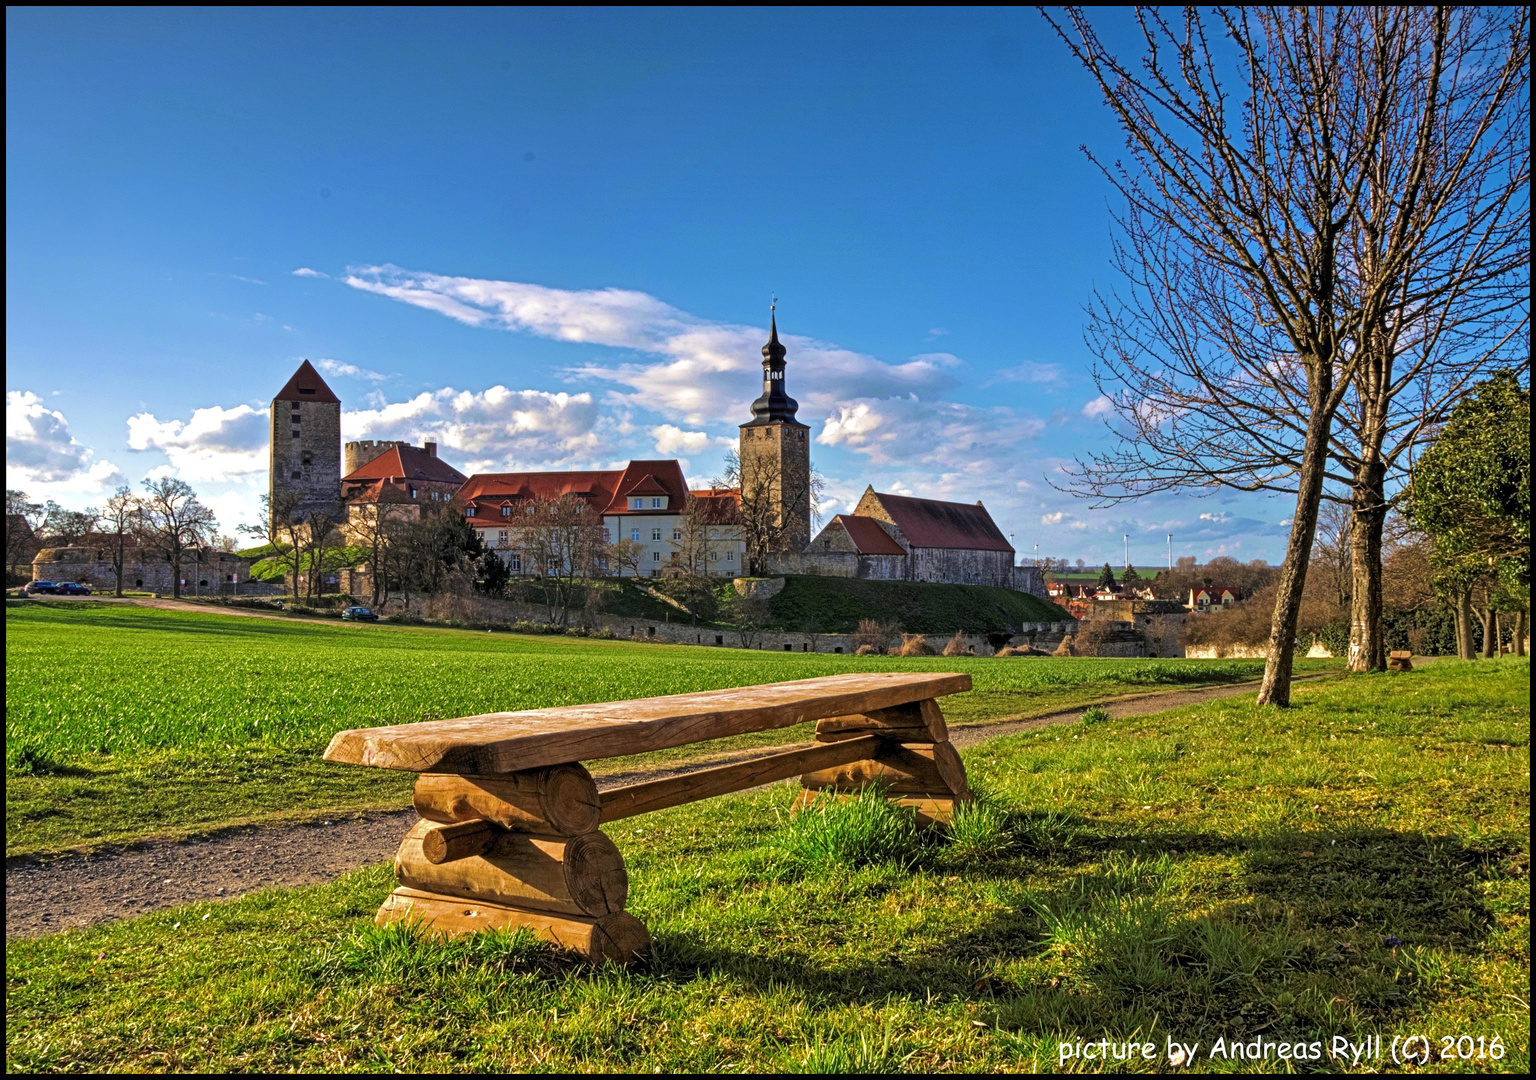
[23,580,59,595]
[56,582,93,595]
[341,606,379,622]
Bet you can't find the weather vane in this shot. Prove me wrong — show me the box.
[771,293,777,312]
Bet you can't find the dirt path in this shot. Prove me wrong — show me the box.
[4,675,1329,939]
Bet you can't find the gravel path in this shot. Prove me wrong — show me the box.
[5,671,1327,939]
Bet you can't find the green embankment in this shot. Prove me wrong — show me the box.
[5,657,1526,1072]
[4,599,1314,856]
[763,574,1069,633]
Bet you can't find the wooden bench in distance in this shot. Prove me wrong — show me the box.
[324,671,973,962]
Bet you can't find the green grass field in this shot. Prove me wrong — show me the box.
[5,599,1316,857]
[6,657,1526,1072]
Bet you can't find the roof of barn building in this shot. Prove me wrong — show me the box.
[864,490,1013,553]
[831,514,907,555]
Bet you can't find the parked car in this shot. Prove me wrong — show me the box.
[56,582,93,595]
[23,581,59,595]
[341,606,379,622]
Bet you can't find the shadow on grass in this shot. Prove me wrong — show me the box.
[640,815,1514,1039]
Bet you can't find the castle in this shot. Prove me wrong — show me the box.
[265,312,1044,596]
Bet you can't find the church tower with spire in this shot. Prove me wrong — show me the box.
[738,308,812,558]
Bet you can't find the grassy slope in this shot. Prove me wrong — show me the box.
[6,659,1526,1072]
[765,574,1070,634]
[6,599,1325,857]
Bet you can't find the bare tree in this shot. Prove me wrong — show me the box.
[139,477,217,599]
[664,495,728,625]
[1312,499,1354,614]
[39,501,100,547]
[6,489,45,577]
[100,486,142,597]
[1328,7,1529,671]
[238,491,305,599]
[346,497,413,606]
[1046,7,1525,704]
[507,493,606,624]
[608,536,648,581]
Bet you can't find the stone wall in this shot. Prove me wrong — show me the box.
[762,550,907,580]
[33,547,258,594]
[908,546,1016,588]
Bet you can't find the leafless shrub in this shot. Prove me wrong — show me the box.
[854,619,887,654]
[854,644,880,656]
[1052,635,1076,658]
[941,631,969,657]
[894,633,935,657]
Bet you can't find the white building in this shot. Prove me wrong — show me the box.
[458,460,744,577]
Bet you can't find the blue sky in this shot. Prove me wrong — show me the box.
[6,8,1291,566]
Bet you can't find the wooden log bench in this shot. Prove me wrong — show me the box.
[324,671,973,962]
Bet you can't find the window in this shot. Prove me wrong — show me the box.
[409,487,418,499]
[631,497,643,510]
[509,554,521,571]
[672,529,681,541]
[651,497,662,509]
[466,507,476,517]
[651,528,662,541]
[711,551,718,561]
[292,430,301,438]
[301,451,313,465]
[291,471,302,479]
[652,551,660,562]
[501,505,511,517]
[603,528,611,542]
[497,530,508,544]
[630,528,640,542]
[726,551,734,562]
[299,388,315,395]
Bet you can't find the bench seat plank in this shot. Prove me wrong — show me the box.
[324,672,971,774]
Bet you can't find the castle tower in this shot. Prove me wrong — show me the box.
[738,308,812,556]
[270,360,343,521]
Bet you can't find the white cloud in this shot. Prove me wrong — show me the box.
[6,391,122,489]
[209,272,268,285]
[1040,511,1065,525]
[126,404,269,482]
[990,361,1064,385]
[818,395,1046,470]
[292,267,328,278]
[315,358,387,383]
[340,264,957,427]
[649,424,717,455]
[1082,395,1115,419]
[1199,512,1231,523]
[342,386,601,474]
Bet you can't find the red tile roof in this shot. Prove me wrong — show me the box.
[872,492,1013,552]
[457,460,689,518]
[342,444,467,485]
[834,514,906,555]
[274,360,340,404]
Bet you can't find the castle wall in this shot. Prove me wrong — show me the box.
[763,551,907,580]
[908,546,1015,588]
[343,440,408,476]
[33,547,257,594]
[271,395,342,520]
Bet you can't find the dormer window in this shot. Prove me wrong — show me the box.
[466,507,476,517]
[631,497,644,510]
[409,486,418,499]
[299,388,316,395]
[651,497,662,509]
[501,505,511,517]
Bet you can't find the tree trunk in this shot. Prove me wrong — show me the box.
[1258,378,1332,707]
[1455,588,1475,659]
[1515,609,1527,658]
[1477,603,1494,659]
[171,551,182,599]
[1347,465,1387,673]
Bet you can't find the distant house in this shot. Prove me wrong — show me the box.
[1188,584,1243,610]
[342,441,468,508]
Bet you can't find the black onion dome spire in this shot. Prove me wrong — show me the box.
[746,308,800,425]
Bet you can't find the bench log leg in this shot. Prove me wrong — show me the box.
[797,698,971,825]
[375,767,649,964]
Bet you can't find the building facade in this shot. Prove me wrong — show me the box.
[269,360,343,521]
[459,461,745,577]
